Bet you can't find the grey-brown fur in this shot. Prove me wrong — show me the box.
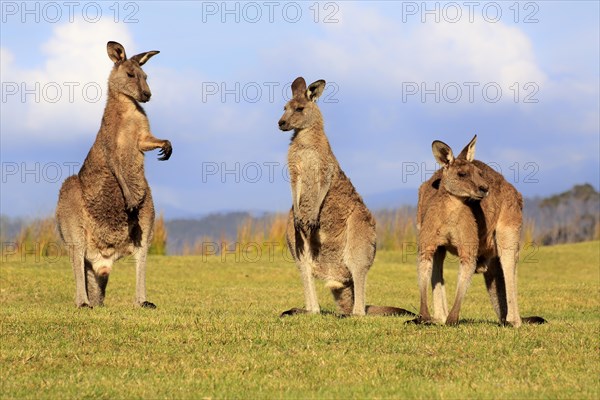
[414,135,544,326]
[278,77,413,317]
[56,41,171,308]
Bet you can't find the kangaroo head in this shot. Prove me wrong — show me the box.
[432,135,489,200]
[278,77,326,131]
[106,41,159,103]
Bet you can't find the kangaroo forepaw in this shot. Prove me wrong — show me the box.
[125,199,137,211]
[77,303,92,309]
[158,140,172,161]
[280,307,308,317]
[140,301,157,309]
[522,316,547,324]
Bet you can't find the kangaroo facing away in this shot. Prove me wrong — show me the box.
[56,41,172,308]
[414,135,545,326]
[278,77,414,317]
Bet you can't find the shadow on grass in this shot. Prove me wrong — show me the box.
[280,307,417,319]
[406,316,547,327]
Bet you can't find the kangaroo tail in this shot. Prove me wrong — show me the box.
[366,306,415,317]
[365,305,416,316]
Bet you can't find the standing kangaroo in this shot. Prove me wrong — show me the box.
[414,135,545,326]
[56,41,172,308]
[278,77,413,317]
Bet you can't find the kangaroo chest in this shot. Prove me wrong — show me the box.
[429,201,479,245]
[117,108,148,164]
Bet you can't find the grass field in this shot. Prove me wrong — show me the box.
[1,241,598,399]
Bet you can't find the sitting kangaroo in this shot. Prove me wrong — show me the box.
[414,135,545,326]
[278,77,413,317]
[56,41,172,308]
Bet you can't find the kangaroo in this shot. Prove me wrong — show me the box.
[278,77,414,317]
[414,135,545,326]
[56,41,172,308]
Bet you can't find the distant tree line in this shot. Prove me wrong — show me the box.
[524,184,599,245]
[1,213,168,259]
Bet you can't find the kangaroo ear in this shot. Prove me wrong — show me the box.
[306,80,326,102]
[130,51,160,66]
[432,140,454,167]
[291,77,307,99]
[457,134,477,162]
[107,41,127,64]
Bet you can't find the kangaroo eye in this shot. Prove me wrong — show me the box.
[295,107,304,112]
[458,171,467,178]
[127,72,135,78]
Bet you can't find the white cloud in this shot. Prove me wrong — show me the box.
[270,3,547,105]
[1,19,134,139]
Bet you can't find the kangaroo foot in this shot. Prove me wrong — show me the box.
[522,316,547,324]
[407,316,433,325]
[445,313,460,326]
[280,307,309,317]
[140,301,156,309]
[366,305,416,316]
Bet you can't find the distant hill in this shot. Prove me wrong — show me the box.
[0,216,24,240]
[165,212,256,254]
[523,184,599,245]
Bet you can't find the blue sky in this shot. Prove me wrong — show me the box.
[1,1,599,218]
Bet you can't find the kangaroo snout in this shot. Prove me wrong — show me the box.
[140,90,151,102]
[474,179,490,199]
[278,119,290,131]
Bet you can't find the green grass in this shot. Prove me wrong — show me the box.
[1,241,599,399]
